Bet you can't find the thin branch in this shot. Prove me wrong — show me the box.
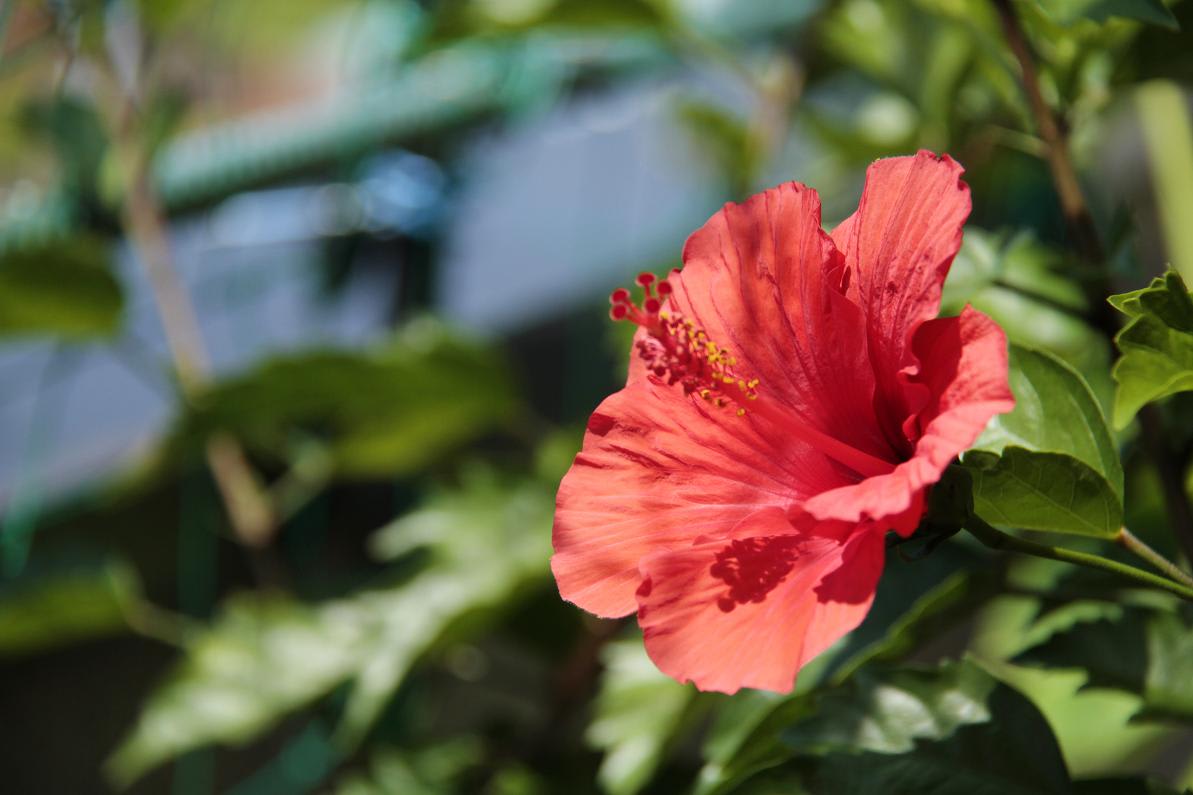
[1116,526,1193,588]
[992,0,1104,266]
[103,30,277,548]
[966,517,1193,602]
[991,0,1193,565]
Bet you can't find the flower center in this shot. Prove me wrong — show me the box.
[611,272,895,480]
[610,272,759,412]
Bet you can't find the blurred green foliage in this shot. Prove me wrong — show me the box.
[170,321,518,477]
[0,236,121,336]
[3,0,1193,793]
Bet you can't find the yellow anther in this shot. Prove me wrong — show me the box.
[736,408,746,417]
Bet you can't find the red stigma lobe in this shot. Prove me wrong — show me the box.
[610,272,759,412]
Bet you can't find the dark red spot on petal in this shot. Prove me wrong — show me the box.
[709,536,802,609]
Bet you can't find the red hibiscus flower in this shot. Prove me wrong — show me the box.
[552,151,1015,694]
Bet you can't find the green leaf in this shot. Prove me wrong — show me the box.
[696,561,1000,795]
[19,96,109,194]
[171,319,517,476]
[732,661,1072,795]
[943,229,1113,416]
[1035,0,1179,30]
[964,449,1122,537]
[0,560,141,656]
[1109,271,1193,428]
[109,467,553,785]
[0,237,123,338]
[962,345,1123,537]
[340,468,553,744]
[1016,604,1193,723]
[331,740,486,795]
[586,637,694,795]
[429,0,665,38]
[1073,776,1184,794]
[106,594,369,787]
[833,571,1001,679]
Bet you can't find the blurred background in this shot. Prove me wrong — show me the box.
[2,0,1193,792]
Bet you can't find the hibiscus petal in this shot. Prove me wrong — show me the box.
[804,306,1014,530]
[553,380,850,618]
[635,508,884,693]
[674,181,897,463]
[831,151,972,443]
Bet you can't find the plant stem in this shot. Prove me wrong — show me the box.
[105,38,277,549]
[991,0,1193,565]
[1116,526,1193,588]
[965,516,1193,602]
[991,0,1105,266]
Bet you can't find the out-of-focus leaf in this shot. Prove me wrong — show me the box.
[19,96,109,194]
[1016,604,1193,723]
[716,660,1071,795]
[429,0,664,39]
[675,100,757,194]
[816,0,1019,138]
[1109,271,1193,428]
[1073,777,1184,794]
[696,556,995,795]
[1137,82,1193,283]
[0,237,123,337]
[106,595,369,787]
[110,467,551,784]
[0,560,140,656]
[944,229,1111,411]
[833,571,1001,679]
[332,740,485,795]
[172,320,517,476]
[962,345,1123,537]
[1035,0,1178,30]
[587,637,694,795]
[341,466,553,744]
[943,230,1088,321]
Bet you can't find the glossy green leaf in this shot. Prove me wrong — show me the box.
[1109,272,1193,428]
[172,320,517,476]
[1016,604,1193,723]
[696,560,998,795]
[0,237,123,338]
[587,637,694,795]
[728,661,1071,795]
[1035,0,1178,30]
[962,345,1123,537]
[109,467,552,785]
